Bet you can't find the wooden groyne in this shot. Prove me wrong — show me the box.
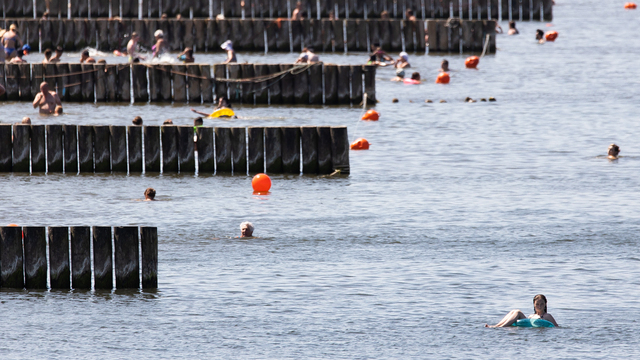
[0,226,157,290]
[2,18,430,53]
[0,124,350,175]
[428,19,496,53]
[0,63,376,105]
[0,0,552,21]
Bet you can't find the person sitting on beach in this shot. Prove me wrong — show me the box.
[42,48,53,63]
[152,30,169,58]
[406,9,417,21]
[221,40,237,64]
[394,52,410,68]
[33,82,62,115]
[177,47,195,63]
[391,68,405,82]
[536,29,545,44]
[295,47,319,64]
[127,32,145,63]
[240,221,254,238]
[439,59,449,72]
[49,46,64,63]
[10,49,26,63]
[608,144,620,160]
[508,21,519,35]
[144,188,156,201]
[132,116,143,126]
[2,24,23,60]
[292,1,304,20]
[485,294,559,328]
[80,49,95,63]
[54,105,63,116]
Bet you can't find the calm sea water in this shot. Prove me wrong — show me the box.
[2,1,640,358]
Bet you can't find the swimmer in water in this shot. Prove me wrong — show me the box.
[152,30,168,58]
[48,46,64,63]
[54,105,63,116]
[32,82,62,115]
[191,97,233,117]
[177,47,195,63]
[221,40,237,64]
[394,52,411,68]
[132,116,143,125]
[607,144,620,160]
[485,294,559,327]
[410,72,421,82]
[391,68,405,82]
[536,29,545,44]
[80,49,95,63]
[240,221,254,238]
[507,21,519,35]
[127,32,145,63]
[439,59,449,72]
[163,119,174,125]
[144,188,156,201]
[2,24,23,60]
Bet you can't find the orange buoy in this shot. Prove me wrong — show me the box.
[7,224,19,227]
[361,109,380,121]
[350,138,370,150]
[465,56,480,69]
[252,173,271,192]
[624,2,637,9]
[435,72,450,84]
[545,31,558,42]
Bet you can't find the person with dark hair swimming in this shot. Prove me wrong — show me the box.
[608,144,620,160]
[485,294,559,327]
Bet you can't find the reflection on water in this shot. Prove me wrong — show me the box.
[1,1,640,358]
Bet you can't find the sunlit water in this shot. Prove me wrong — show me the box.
[1,1,640,358]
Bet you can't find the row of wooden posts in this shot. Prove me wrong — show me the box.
[0,124,351,175]
[0,63,377,105]
[0,226,157,290]
[2,18,436,53]
[1,0,552,21]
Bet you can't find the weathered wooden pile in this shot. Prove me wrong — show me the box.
[0,0,552,21]
[0,226,157,290]
[0,63,376,105]
[0,124,350,175]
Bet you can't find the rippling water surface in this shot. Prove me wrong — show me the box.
[2,1,640,358]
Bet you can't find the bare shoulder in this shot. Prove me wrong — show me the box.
[542,313,559,326]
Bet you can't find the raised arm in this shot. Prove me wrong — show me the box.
[190,108,210,117]
[32,92,43,108]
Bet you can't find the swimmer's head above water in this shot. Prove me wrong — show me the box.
[240,221,254,237]
[54,105,63,116]
[533,294,547,315]
[608,144,620,159]
[144,187,156,201]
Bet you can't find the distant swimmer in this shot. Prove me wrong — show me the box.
[80,49,95,63]
[391,68,405,82]
[132,116,143,125]
[127,32,145,63]
[439,59,450,72]
[485,294,559,328]
[48,46,64,63]
[152,30,168,58]
[295,47,320,64]
[54,105,63,116]
[21,117,31,124]
[191,97,234,118]
[32,82,62,115]
[144,188,156,201]
[240,221,254,238]
[394,52,411,68]
[508,21,519,35]
[608,144,620,160]
[178,47,195,63]
[220,40,237,64]
[2,24,23,60]
[536,29,545,44]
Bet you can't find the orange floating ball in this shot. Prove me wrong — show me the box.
[465,56,480,69]
[252,173,271,192]
[350,138,370,150]
[361,109,380,121]
[624,2,637,9]
[545,31,558,42]
[7,224,18,227]
[435,72,450,84]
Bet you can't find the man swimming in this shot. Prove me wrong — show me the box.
[32,82,62,115]
[144,188,156,201]
[240,222,254,238]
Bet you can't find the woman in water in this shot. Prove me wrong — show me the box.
[152,30,168,58]
[221,40,237,64]
[608,144,620,160]
[485,294,559,327]
[2,24,23,60]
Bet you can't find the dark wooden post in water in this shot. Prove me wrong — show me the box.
[114,226,140,289]
[81,64,95,102]
[364,65,376,105]
[46,125,64,172]
[30,125,46,172]
[337,65,351,104]
[132,64,148,103]
[324,65,338,105]
[309,64,323,105]
[48,226,70,289]
[0,226,24,288]
[301,126,319,174]
[93,125,111,172]
[230,127,247,175]
[248,127,264,174]
[78,125,94,173]
[128,126,143,172]
[177,126,195,172]
[317,126,334,174]
[172,65,187,102]
[350,66,363,105]
[187,64,202,104]
[265,127,283,173]
[200,65,213,103]
[70,226,91,289]
[214,64,227,101]
[280,64,294,104]
[23,227,47,289]
[118,64,131,103]
[196,127,215,173]
[144,126,161,172]
[330,126,350,174]
[92,226,112,290]
[0,125,12,172]
[215,127,232,173]
[282,127,301,174]
[63,125,78,174]
[12,125,30,172]
[162,125,179,172]
[110,125,127,172]
[141,227,158,289]
[293,65,310,104]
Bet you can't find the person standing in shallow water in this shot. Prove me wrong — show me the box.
[485,294,559,327]
[32,82,62,115]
